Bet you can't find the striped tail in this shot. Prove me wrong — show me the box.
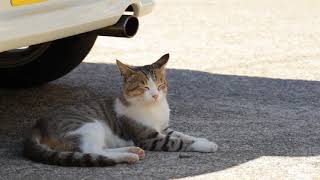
[23,128,116,167]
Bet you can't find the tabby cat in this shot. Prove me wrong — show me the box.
[24,54,218,166]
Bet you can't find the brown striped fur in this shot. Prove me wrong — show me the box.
[116,54,168,100]
[23,123,116,166]
[24,54,218,167]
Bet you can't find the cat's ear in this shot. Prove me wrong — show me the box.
[116,60,135,77]
[152,53,169,70]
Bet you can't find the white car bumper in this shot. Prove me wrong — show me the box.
[0,0,154,53]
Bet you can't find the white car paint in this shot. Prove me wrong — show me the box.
[0,0,154,53]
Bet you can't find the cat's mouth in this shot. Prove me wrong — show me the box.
[142,98,161,106]
[152,98,163,104]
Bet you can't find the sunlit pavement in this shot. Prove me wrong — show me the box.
[1,0,320,179]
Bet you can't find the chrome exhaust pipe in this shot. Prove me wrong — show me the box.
[97,15,139,38]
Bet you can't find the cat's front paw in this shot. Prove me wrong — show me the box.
[190,139,218,152]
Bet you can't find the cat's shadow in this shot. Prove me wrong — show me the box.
[1,62,320,179]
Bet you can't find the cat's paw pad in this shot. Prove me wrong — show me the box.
[191,140,218,152]
[128,147,145,158]
[115,153,139,164]
[124,153,140,164]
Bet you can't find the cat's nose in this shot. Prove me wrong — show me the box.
[152,94,159,101]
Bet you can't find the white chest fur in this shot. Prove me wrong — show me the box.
[114,98,170,132]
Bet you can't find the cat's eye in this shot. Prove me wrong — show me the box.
[158,83,166,90]
[136,86,149,92]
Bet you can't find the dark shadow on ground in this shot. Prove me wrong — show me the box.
[0,62,320,179]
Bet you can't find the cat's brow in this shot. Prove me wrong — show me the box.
[133,65,161,83]
[139,68,149,77]
[127,85,140,91]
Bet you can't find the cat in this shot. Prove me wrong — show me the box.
[23,54,218,166]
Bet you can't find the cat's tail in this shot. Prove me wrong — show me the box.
[23,126,116,167]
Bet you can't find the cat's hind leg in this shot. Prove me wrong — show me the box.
[104,147,145,158]
[80,141,140,164]
[68,120,140,164]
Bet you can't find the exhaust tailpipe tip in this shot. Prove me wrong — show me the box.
[97,15,139,38]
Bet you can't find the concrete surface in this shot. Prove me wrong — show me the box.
[1,0,320,179]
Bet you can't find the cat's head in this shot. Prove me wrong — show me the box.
[116,54,169,105]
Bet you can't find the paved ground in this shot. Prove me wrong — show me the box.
[1,0,320,179]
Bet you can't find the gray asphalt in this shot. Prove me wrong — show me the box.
[1,0,320,179]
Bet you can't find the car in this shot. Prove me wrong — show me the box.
[0,0,154,87]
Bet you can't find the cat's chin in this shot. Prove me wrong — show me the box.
[139,100,161,106]
[127,98,163,107]
[148,99,161,105]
